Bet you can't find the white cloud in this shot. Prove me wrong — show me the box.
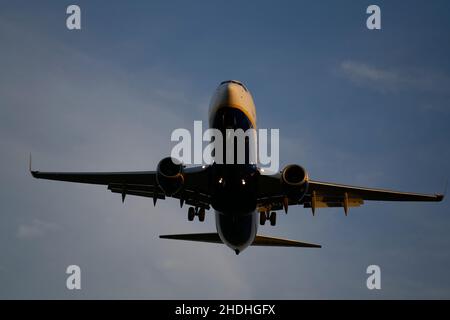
[339,60,450,95]
[16,219,59,239]
[341,61,399,84]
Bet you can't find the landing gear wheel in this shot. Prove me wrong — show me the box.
[188,207,195,221]
[270,212,276,226]
[259,212,267,225]
[198,208,205,222]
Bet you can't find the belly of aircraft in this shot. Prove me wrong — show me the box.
[209,101,260,253]
[215,209,258,254]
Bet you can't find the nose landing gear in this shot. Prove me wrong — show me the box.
[187,207,206,222]
[260,211,277,226]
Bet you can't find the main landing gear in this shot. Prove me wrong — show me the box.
[188,207,205,222]
[260,211,276,226]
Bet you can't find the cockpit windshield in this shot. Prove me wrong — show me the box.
[220,80,248,92]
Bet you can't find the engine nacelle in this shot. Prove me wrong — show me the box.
[156,157,184,196]
[281,164,309,201]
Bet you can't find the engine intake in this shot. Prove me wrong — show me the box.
[156,157,184,196]
[281,164,309,201]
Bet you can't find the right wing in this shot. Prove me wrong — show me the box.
[31,164,212,209]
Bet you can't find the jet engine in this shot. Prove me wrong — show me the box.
[281,164,309,201]
[156,157,184,196]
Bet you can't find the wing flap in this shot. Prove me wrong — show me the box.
[109,188,166,200]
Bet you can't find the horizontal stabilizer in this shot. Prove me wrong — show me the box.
[159,233,321,248]
[160,233,222,244]
[252,235,321,248]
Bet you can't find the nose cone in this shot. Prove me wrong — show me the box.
[218,81,246,106]
[209,80,257,128]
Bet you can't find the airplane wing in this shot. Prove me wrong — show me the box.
[257,173,444,214]
[31,164,212,209]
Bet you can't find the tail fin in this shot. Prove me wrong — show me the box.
[159,233,321,248]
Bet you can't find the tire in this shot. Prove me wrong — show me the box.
[188,207,195,221]
[198,208,205,222]
[260,212,266,225]
[270,212,276,226]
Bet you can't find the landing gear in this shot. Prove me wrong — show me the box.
[269,212,276,226]
[260,211,276,226]
[259,211,266,225]
[188,207,195,221]
[187,207,206,222]
[198,208,205,222]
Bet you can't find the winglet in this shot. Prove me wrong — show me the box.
[437,178,448,201]
[436,179,448,202]
[29,153,38,178]
[444,179,448,198]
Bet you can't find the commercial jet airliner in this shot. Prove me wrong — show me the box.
[31,80,444,254]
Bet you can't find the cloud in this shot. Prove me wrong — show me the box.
[339,60,450,95]
[16,219,60,239]
[341,61,399,85]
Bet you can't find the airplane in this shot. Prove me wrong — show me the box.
[31,80,444,255]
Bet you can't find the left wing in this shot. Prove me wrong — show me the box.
[31,164,212,209]
[257,173,444,215]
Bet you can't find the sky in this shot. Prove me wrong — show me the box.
[0,0,450,299]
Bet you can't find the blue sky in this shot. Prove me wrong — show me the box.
[0,0,449,298]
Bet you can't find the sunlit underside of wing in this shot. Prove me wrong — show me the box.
[257,174,444,214]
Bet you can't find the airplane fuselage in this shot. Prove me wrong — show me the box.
[208,80,259,254]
